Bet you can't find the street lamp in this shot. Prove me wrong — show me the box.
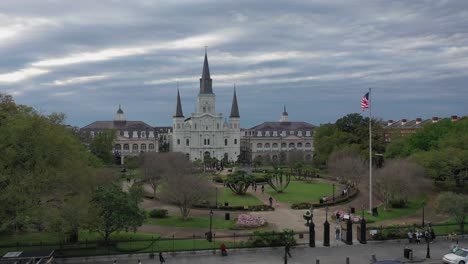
[207,210,213,242]
[421,202,426,227]
[332,184,335,203]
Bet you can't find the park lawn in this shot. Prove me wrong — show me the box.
[365,197,426,223]
[216,187,263,206]
[266,180,333,204]
[146,215,236,230]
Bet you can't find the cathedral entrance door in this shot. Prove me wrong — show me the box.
[203,151,211,161]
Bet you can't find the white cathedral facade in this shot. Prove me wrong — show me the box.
[171,52,241,162]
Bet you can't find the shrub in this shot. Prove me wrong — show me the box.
[148,209,168,218]
[249,230,296,247]
[212,176,224,183]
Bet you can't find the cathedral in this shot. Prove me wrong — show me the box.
[171,52,241,162]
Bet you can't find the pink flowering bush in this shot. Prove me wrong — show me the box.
[236,214,267,228]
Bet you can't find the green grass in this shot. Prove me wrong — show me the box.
[146,215,236,230]
[266,180,333,204]
[216,187,263,206]
[365,198,426,223]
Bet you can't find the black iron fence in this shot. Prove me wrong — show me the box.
[0,231,309,258]
[367,222,467,241]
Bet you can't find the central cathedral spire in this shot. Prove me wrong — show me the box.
[199,50,213,94]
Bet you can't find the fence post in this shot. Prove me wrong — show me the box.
[346,257,350,264]
[172,235,175,252]
[213,233,216,251]
[233,233,236,249]
[192,234,196,253]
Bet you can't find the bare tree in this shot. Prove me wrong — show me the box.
[160,153,214,220]
[140,152,169,200]
[328,149,367,187]
[374,158,430,210]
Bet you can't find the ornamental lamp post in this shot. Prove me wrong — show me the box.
[323,206,330,246]
[421,202,426,227]
[303,208,315,247]
[207,210,213,242]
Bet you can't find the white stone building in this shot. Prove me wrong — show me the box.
[171,52,241,162]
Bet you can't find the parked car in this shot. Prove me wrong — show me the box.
[443,246,468,264]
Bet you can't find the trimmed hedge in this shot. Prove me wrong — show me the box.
[291,188,359,209]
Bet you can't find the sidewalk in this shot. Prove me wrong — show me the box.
[58,238,464,264]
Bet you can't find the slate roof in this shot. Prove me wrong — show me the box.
[249,121,315,131]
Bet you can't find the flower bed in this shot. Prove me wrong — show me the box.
[332,210,362,223]
[236,214,267,228]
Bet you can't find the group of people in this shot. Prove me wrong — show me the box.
[251,182,265,193]
[407,226,436,244]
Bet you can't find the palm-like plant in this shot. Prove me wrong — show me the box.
[225,170,254,195]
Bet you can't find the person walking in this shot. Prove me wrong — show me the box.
[261,185,265,193]
[335,226,340,240]
[159,252,165,263]
[268,196,273,207]
[137,260,142,264]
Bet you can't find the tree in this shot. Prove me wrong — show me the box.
[225,170,254,195]
[313,114,385,168]
[89,129,116,164]
[140,152,169,200]
[328,149,367,187]
[267,168,291,193]
[253,156,263,168]
[436,192,468,235]
[160,153,214,220]
[88,184,145,242]
[374,159,430,210]
[0,94,101,234]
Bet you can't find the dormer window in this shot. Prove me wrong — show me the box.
[298,131,302,136]
[265,131,270,136]
[141,131,146,138]
[306,131,311,136]
[257,131,262,137]
[281,131,286,136]
[273,131,278,136]
[290,131,294,135]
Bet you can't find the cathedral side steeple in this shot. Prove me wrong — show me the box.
[114,105,126,122]
[199,51,213,94]
[280,105,289,122]
[230,86,240,118]
[174,89,184,118]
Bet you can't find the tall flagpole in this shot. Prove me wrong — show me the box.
[369,88,373,213]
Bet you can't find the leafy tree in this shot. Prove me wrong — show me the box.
[0,94,101,234]
[225,170,254,195]
[436,192,468,235]
[89,129,116,164]
[88,184,145,242]
[253,156,263,168]
[313,114,385,167]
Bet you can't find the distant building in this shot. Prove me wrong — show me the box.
[81,105,159,164]
[240,107,315,164]
[171,52,241,162]
[383,115,462,142]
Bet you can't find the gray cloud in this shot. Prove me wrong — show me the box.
[0,0,467,128]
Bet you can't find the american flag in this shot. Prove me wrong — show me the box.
[361,92,369,111]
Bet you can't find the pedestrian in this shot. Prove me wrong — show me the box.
[254,183,257,192]
[159,252,165,263]
[113,261,117,264]
[335,226,340,240]
[261,185,265,193]
[268,196,273,207]
[220,243,228,256]
[285,244,292,258]
[137,259,142,264]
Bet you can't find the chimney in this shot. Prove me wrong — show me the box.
[415,118,422,124]
[387,120,394,126]
[432,117,439,123]
[451,115,458,121]
[401,119,407,125]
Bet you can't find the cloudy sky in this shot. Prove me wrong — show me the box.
[1,0,467,128]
